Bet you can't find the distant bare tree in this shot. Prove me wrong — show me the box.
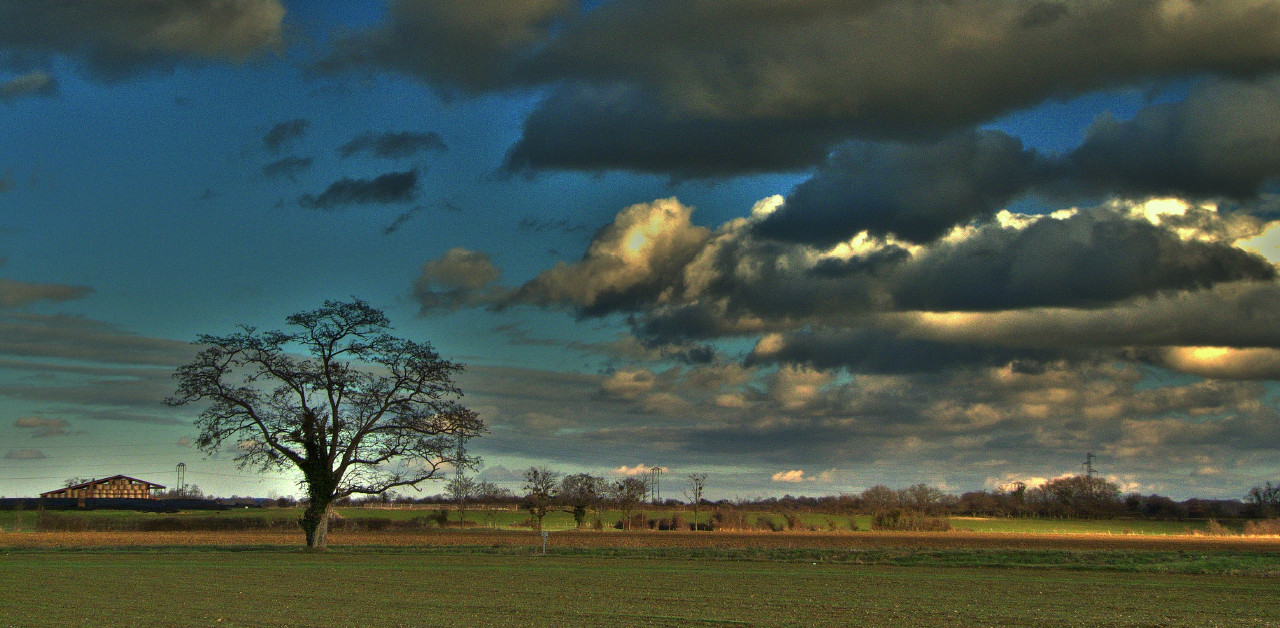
[610,477,648,530]
[559,473,605,529]
[166,299,483,549]
[522,466,560,532]
[1246,481,1280,517]
[898,483,948,515]
[474,480,513,528]
[860,485,899,513]
[685,473,708,531]
[446,474,477,527]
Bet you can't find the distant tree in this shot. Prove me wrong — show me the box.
[1029,475,1121,518]
[559,473,605,529]
[860,485,899,513]
[166,299,483,549]
[522,466,561,532]
[1246,481,1280,517]
[475,480,513,502]
[474,480,513,528]
[898,483,947,514]
[446,474,477,527]
[159,484,205,500]
[1124,493,1184,519]
[62,477,91,488]
[685,473,708,531]
[610,477,648,529]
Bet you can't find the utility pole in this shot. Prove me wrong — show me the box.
[453,435,469,524]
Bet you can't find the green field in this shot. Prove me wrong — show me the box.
[1,545,1276,627]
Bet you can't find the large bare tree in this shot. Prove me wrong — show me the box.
[166,299,483,549]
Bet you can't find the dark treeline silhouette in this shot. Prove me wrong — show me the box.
[330,472,1272,522]
[26,472,1263,525]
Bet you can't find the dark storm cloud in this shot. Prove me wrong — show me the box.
[319,0,574,93]
[891,281,1280,352]
[758,78,1280,246]
[0,0,284,80]
[262,119,308,154]
[501,84,851,178]
[0,71,57,102]
[475,195,1280,364]
[338,131,447,159]
[327,0,1280,176]
[888,209,1277,311]
[1066,77,1280,200]
[298,170,418,210]
[746,327,1071,374]
[756,131,1045,245]
[261,156,312,180]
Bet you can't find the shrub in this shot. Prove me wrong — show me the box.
[755,515,783,532]
[612,513,647,530]
[781,512,803,531]
[654,514,687,531]
[1202,518,1233,536]
[1242,518,1280,535]
[712,509,747,531]
[870,509,952,532]
[428,508,450,527]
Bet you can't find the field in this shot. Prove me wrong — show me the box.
[0,505,1244,535]
[2,510,1278,626]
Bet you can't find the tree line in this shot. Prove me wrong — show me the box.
[355,471,1280,523]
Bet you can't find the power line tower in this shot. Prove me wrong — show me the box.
[1082,452,1096,477]
[176,462,186,497]
[454,435,468,482]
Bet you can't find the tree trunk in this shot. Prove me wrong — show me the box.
[300,499,333,550]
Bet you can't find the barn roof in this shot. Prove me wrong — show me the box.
[40,474,166,497]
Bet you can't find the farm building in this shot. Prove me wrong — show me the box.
[40,475,165,500]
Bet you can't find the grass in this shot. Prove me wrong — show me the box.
[1,545,1278,627]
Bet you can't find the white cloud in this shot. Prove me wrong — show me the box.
[613,463,664,477]
[772,469,838,483]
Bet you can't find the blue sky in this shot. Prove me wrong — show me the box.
[4,1,1280,501]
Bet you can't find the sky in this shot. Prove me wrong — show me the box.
[4,0,1280,502]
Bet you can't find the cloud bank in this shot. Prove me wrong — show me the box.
[0,0,285,80]
[325,0,1280,177]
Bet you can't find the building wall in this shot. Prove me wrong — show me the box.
[42,477,160,499]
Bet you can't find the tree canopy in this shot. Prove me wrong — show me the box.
[166,298,483,548]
